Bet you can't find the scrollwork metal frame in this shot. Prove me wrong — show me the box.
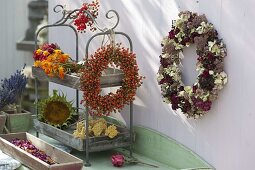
[34,4,133,167]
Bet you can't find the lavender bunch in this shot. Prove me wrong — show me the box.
[0,88,15,110]
[0,67,27,109]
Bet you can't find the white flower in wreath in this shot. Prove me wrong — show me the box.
[219,42,227,57]
[196,22,213,34]
[195,114,200,119]
[157,74,164,82]
[179,91,185,97]
[209,70,214,75]
[162,53,170,59]
[208,40,221,55]
[174,19,186,29]
[196,64,204,72]
[176,31,185,42]
[214,71,227,89]
[163,67,172,75]
[214,76,222,85]
[190,28,196,34]
[161,37,170,46]
[220,71,228,84]
[174,41,184,50]
[180,13,190,22]
[162,83,169,89]
[173,73,181,81]
[201,92,210,101]
[163,97,170,104]
[184,86,192,95]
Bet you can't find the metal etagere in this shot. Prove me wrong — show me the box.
[33,5,134,167]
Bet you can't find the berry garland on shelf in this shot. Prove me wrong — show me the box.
[157,11,228,118]
[80,44,143,116]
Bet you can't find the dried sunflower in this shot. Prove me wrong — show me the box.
[38,90,78,129]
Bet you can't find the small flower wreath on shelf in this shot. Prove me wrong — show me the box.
[80,44,143,116]
[157,11,228,118]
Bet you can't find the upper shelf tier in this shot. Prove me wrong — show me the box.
[32,66,124,89]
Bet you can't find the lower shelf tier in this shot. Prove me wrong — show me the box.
[33,119,131,152]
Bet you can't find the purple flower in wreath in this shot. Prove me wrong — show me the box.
[160,57,170,68]
[168,30,175,39]
[193,97,212,111]
[170,94,179,110]
[159,74,173,85]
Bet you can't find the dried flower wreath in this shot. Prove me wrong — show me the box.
[157,11,227,118]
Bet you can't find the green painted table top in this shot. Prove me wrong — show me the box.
[5,126,214,170]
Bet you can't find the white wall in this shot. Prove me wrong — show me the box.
[0,0,33,79]
[49,0,254,169]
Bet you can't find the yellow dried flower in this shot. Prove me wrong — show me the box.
[43,51,50,56]
[73,118,118,139]
[35,49,42,55]
[34,60,41,67]
[73,121,92,139]
[54,50,62,54]
[105,125,119,139]
[92,121,107,137]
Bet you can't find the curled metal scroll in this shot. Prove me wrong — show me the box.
[53,5,79,25]
[51,5,120,31]
[104,10,119,31]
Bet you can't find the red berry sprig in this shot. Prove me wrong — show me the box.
[74,0,99,33]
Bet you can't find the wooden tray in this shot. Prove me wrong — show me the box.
[34,119,131,152]
[0,132,83,170]
[32,66,124,89]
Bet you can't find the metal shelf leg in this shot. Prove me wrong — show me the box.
[35,78,39,138]
[85,106,91,167]
[129,101,133,157]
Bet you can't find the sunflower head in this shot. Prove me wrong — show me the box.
[38,90,78,129]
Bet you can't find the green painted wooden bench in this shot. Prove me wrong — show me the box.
[133,126,214,170]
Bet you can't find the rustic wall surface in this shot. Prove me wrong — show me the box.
[49,0,254,169]
[0,0,33,79]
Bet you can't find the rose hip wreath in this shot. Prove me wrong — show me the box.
[80,44,143,116]
[157,11,228,118]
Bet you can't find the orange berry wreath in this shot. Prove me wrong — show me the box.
[80,44,143,116]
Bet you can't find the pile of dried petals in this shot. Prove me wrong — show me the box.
[11,138,56,165]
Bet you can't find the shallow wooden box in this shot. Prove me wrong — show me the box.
[0,132,83,170]
[34,119,131,152]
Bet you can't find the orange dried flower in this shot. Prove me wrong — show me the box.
[58,66,65,79]
[33,43,75,79]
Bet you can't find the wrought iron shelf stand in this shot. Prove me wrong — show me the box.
[33,5,134,167]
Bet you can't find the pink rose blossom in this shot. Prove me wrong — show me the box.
[111,154,125,167]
